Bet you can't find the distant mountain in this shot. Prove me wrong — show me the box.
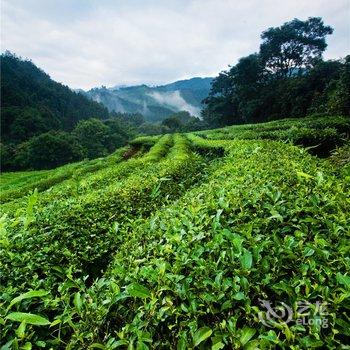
[84,77,213,122]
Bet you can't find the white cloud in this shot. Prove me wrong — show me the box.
[148,91,201,117]
[1,0,349,89]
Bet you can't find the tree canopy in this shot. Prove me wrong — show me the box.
[260,17,333,77]
[202,17,348,127]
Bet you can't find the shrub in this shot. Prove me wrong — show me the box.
[14,131,83,170]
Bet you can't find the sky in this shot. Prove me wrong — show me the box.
[1,0,349,90]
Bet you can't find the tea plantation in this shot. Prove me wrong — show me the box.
[1,115,349,349]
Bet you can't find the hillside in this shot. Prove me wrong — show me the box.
[1,115,349,348]
[1,52,110,141]
[84,77,213,122]
[0,53,139,171]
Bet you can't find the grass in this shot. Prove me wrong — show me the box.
[0,115,349,349]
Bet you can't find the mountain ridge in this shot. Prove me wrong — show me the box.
[83,77,213,122]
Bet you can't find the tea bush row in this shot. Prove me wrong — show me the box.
[0,135,216,348]
[65,139,350,349]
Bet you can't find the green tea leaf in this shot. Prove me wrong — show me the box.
[211,336,225,350]
[15,320,26,338]
[300,336,324,348]
[177,332,188,350]
[193,326,212,347]
[239,327,256,345]
[21,343,32,350]
[296,171,313,179]
[336,273,350,290]
[127,283,151,298]
[304,247,315,257]
[136,341,149,350]
[6,312,50,326]
[212,342,224,350]
[73,292,82,312]
[233,292,245,300]
[8,290,48,311]
[240,250,253,270]
[49,319,61,327]
[35,341,46,348]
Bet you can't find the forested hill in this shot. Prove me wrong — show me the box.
[1,52,110,144]
[84,77,213,122]
[0,53,138,171]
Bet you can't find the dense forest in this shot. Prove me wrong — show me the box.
[0,52,130,170]
[202,17,350,126]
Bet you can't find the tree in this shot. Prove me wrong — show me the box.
[137,123,167,135]
[0,53,121,169]
[0,143,15,170]
[202,17,338,127]
[14,131,83,170]
[203,54,264,125]
[9,107,60,143]
[73,118,110,159]
[161,117,183,132]
[325,56,350,116]
[167,111,192,124]
[202,70,238,126]
[104,118,133,151]
[112,112,146,127]
[260,17,333,78]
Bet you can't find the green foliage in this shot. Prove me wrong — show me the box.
[14,131,84,170]
[198,115,349,157]
[161,116,183,132]
[0,115,349,349]
[260,17,333,77]
[73,118,110,159]
[161,111,206,133]
[324,55,350,116]
[111,112,146,127]
[0,147,127,203]
[0,53,137,171]
[203,17,349,127]
[137,122,168,135]
[330,142,350,168]
[1,52,109,132]
[6,313,50,326]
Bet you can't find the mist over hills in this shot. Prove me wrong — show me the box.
[83,77,213,122]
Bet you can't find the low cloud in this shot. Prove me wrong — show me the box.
[148,91,201,117]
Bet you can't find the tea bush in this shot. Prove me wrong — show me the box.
[0,148,128,204]
[199,115,350,156]
[0,116,349,349]
[64,139,349,349]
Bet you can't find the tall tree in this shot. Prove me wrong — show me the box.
[260,17,333,77]
[202,17,339,127]
[73,118,110,159]
[14,131,83,170]
[325,55,350,116]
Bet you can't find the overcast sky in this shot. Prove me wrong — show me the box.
[1,0,349,89]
